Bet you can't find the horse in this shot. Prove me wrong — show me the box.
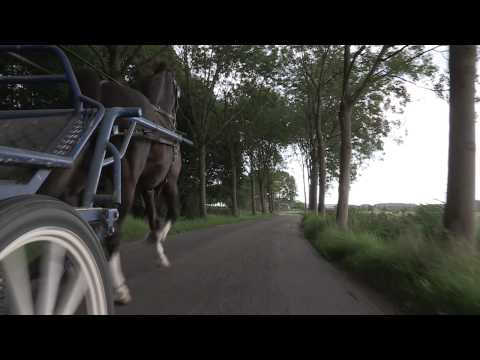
[39,63,182,305]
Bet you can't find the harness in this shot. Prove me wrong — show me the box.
[116,76,181,164]
[139,77,180,163]
[60,46,184,175]
[130,126,180,163]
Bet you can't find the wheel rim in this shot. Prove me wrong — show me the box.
[0,227,108,315]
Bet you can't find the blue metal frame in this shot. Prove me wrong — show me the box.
[0,45,83,111]
[130,117,194,146]
[80,107,142,208]
[0,45,193,239]
[0,95,106,167]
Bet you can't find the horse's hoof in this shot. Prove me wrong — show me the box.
[114,298,131,306]
[114,284,132,305]
[157,258,171,268]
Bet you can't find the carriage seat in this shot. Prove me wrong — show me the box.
[0,109,87,156]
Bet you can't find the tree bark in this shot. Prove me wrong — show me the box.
[308,146,319,214]
[250,172,256,215]
[444,45,477,242]
[318,137,327,217]
[199,143,207,218]
[107,46,122,81]
[230,143,239,217]
[302,155,307,212]
[336,99,353,229]
[314,93,325,217]
[267,174,274,213]
[259,177,266,214]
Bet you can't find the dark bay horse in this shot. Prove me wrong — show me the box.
[40,64,182,304]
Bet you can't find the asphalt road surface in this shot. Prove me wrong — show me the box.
[115,215,397,315]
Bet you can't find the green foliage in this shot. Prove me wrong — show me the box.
[279,45,439,190]
[272,170,297,202]
[302,209,480,314]
[0,51,71,110]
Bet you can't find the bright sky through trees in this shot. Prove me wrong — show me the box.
[287,47,480,205]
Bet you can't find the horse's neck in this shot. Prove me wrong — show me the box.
[96,80,175,130]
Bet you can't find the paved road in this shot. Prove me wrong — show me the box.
[115,215,397,315]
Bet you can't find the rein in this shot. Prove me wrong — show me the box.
[10,46,182,162]
[58,46,179,130]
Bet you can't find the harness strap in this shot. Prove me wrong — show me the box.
[115,128,179,170]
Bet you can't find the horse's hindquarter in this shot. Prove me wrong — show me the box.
[139,143,175,190]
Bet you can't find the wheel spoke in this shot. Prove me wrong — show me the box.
[35,242,67,315]
[55,268,87,315]
[0,247,34,315]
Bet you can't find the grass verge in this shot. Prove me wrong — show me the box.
[122,212,274,242]
[302,208,480,314]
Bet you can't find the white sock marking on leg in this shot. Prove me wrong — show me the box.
[109,251,131,302]
[109,252,125,289]
[156,221,172,267]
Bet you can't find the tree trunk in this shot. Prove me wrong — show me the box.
[302,155,307,212]
[107,46,122,81]
[250,172,256,215]
[308,147,319,214]
[314,96,325,217]
[230,143,239,217]
[318,138,327,217]
[259,177,266,214]
[267,175,274,213]
[444,45,477,242]
[199,143,207,218]
[336,99,353,229]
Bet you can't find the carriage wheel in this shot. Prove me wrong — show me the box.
[0,196,114,315]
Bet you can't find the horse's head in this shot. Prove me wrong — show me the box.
[136,63,181,129]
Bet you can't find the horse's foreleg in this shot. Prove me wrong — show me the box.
[107,215,132,305]
[108,246,131,305]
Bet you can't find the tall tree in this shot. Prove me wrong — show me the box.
[335,45,437,229]
[239,83,294,214]
[277,45,343,216]
[66,45,175,83]
[175,46,239,217]
[299,46,341,216]
[444,45,477,242]
[174,45,272,217]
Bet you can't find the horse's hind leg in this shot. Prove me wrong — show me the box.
[144,188,171,267]
[142,188,159,243]
[153,175,180,267]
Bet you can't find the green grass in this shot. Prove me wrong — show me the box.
[121,211,274,242]
[302,208,480,314]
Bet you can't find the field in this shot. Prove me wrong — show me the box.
[302,208,480,314]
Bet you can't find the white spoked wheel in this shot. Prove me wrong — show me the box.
[0,196,114,315]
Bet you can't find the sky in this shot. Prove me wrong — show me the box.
[285,47,480,206]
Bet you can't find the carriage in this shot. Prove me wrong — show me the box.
[0,45,192,315]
